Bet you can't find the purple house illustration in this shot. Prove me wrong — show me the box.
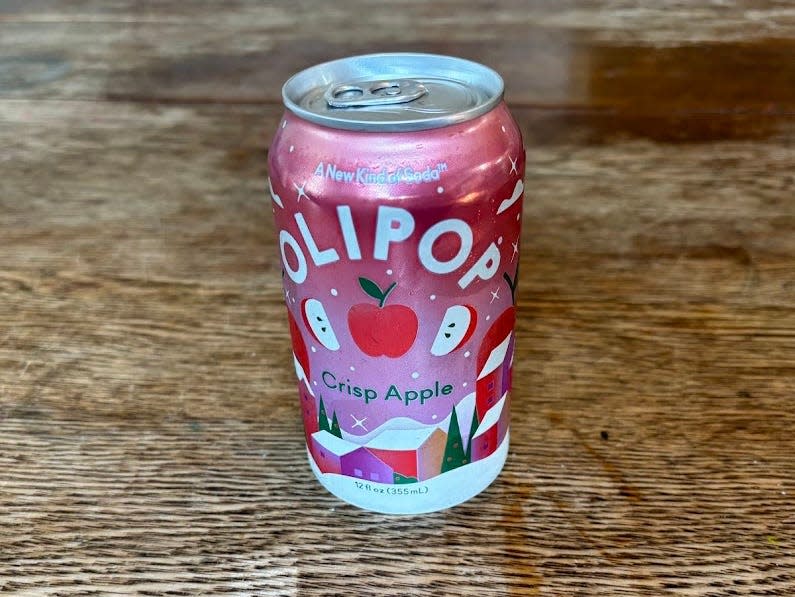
[311,430,394,484]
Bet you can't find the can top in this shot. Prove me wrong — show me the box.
[282,53,504,132]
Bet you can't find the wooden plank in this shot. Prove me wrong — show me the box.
[0,416,792,595]
[1,99,793,593]
[2,2,795,110]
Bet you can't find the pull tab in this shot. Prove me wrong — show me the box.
[325,79,428,108]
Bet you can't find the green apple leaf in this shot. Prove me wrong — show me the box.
[358,277,384,302]
[358,277,397,307]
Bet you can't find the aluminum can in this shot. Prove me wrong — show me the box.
[269,53,524,513]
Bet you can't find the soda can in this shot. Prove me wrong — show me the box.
[269,53,524,513]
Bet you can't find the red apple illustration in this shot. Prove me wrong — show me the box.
[348,277,418,358]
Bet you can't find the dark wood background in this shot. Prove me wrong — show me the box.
[1,1,794,595]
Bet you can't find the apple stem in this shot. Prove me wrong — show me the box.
[379,282,397,308]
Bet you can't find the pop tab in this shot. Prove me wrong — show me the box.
[324,79,428,108]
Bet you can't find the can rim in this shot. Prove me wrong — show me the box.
[282,52,505,132]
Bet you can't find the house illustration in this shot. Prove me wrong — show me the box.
[310,430,394,483]
[470,394,510,462]
[365,427,447,481]
[475,306,515,421]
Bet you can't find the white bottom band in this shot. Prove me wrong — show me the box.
[307,430,510,514]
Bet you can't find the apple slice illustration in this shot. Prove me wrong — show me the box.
[430,305,477,356]
[348,277,418,358]
[288,309,314,395]
[301,298,340,351]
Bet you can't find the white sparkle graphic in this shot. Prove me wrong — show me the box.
[432,414,438,420]
[291,297,296,303]
[281,120,287,128]
[490,288,500,303]
[511,240,519,261]
[463,382,468,388]
[350,366,356,372]
[311,346,317,353]
[516,213,521,221]
[464,351,471,358]
[430,294,436,301]
[284,289,291,301]
[350,414,368,431]
[289,145,294,153]
[313,380,317,386]
[437,186,444,194]
[501,125,506,133]
[293,182,308,202]
[411,371,419,379]
[498,236,503,245]
[330,288,338,296]
[486,315,491,321]
[509,156,518,174]
[386,269,393,275]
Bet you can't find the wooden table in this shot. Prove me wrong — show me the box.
[2,2,794,595]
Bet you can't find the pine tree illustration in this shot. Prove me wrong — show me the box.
[318,396,330,433]
[330,411,342,438]
[441,408,467,473]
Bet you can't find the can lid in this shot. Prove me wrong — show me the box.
[282,53,504,132]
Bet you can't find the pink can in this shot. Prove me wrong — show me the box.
[269,53,524,513]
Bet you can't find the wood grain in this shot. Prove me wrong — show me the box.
[1,1,794,595]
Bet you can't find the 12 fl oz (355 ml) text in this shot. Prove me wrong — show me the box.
[354,481,429,496]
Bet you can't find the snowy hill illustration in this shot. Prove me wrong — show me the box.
[310,391,508,484]
[341,415,430,445]
[341,391,477,447]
